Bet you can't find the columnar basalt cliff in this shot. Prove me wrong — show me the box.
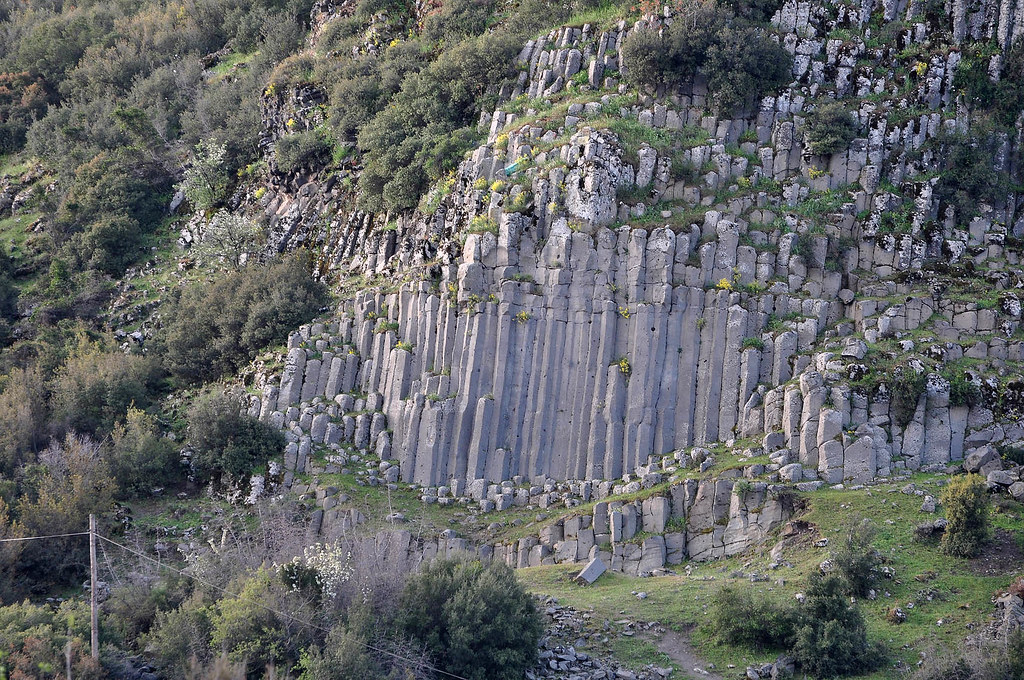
[224,0,1024,563]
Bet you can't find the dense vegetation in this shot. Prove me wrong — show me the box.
[0,0,1021,678]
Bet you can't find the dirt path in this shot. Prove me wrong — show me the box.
[654,629,725,680]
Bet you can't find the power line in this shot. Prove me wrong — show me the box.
[96,533,472,680]
[0,531,90,543]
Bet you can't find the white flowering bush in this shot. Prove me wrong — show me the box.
[280,543,354,600]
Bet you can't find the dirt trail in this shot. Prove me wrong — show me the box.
[654,630,725,680]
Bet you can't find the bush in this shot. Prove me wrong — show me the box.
[356,31,520,212]
[831,520,882,598]
[0,365,48,475]
[706,586,797,649]
[106,408,182,497]
[209,569,313,677]
[940,474,989,557]
[620,27,668,89]
[53,148,171,274]
[0,600,103,679]
[12,434,116,594]
[399,558,543,680]
[275,128,333,173]
[791,574,879,677]
[186,391,285,485]
[888,366,927,427]
[948,371,983,407]
[423,0,495,45]
[147,593,215,679]
[160,251,330,384]
[703,25,793,113]
[804,99,857,155]
[296,626,374,680]
[48,340,163,439]
[954,37,1024,127]
[934,132,1012,221]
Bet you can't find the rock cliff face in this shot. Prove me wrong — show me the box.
[224,0,1024,561]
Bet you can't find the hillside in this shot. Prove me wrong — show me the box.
[0,0,1023,678]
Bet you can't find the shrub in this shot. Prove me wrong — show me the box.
[160,251,330,384]
[356,30,520,212]
[48,340,163,439]
[186,391,285,485]
[954,37,1024,126]
[706,586,796,649]
[13,434,116,593]
[423,0,495,45]
[146,593,215,679]
[106,408,181,497]
[948,371,983,407]
[399,558,543,680]
[703,25,793,113]
[54,148,172,274]
[934,131,1011,221]
[275,128,333,173]
[0,365,48,475]
[208,569,313,677]
[620,27,667,89]
[0,600,103,679]
[940,473,989,557]
[831,520,882,598]
[296,626,374,680]
[791,574,880,677]
[888,367,927,427]
[804,99,857,155]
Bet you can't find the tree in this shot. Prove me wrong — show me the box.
[179,141,230,213]
[193,210,260,269]
[186,391,285,485]
[791,574,879,677]
[399,558,543,680]
[831,519,882,597]
[106,408,182,497]
[804,98,857,155]
[940,473,989,557]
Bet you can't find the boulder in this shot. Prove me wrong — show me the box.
[964,445,1002,475]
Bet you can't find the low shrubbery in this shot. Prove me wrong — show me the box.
[140,554,542,680]
[830,520,883,597]
[707,573,882,677]
[159,251,330,384]
[791,574,882,677]
[186,391,285,485]
[940,473,990,557]
[275,128,334,173]
[804,98,858,155]
[620,4,792,112]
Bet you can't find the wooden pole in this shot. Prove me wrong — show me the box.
[89,514,98,661]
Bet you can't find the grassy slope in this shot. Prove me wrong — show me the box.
[518,475,1024,678]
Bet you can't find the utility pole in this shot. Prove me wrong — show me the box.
[89,514,98,661]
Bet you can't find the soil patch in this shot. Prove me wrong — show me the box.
[968,528,1024,577]
[655,629,724,680]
